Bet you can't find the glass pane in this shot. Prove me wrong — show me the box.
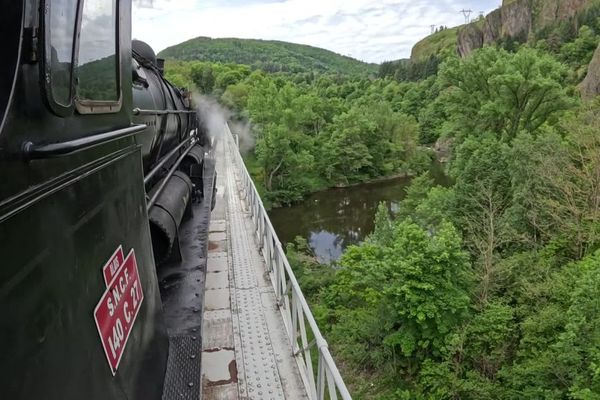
[76,0,118,102]
[49,0,77,106]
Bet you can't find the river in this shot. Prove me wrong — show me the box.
[268,161,450,263]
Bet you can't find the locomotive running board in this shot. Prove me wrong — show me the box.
[159,153,216,400]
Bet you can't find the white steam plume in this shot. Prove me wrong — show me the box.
[229,120,255,155]
[193,93,255,154]
[193,94,230,140]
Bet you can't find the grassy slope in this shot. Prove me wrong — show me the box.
[158,37,378,76]
[410,27,460,61]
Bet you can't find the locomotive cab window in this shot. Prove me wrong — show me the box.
[75,0,121,113]
[44,0,78,115]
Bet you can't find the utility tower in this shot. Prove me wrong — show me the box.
[430,24,436,34]
[460,9,473,24]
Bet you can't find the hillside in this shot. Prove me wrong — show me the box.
[410,0,599,61]
[410,26,459,61]
[158,37,377,76]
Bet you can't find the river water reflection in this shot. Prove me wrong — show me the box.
[268,161,450,263]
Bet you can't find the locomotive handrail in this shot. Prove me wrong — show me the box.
[22,124,147,160]
[133,108,197,116]
[224,122,352,400]
[144,133,196,185]
[146,137,198,210]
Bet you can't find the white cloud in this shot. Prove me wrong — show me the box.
[132,0,501,63]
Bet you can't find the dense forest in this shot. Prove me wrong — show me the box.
[159,37,377,75]
[165,59,433,206]
[163,2,600,397]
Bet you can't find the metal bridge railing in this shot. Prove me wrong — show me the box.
[225,123,352,400]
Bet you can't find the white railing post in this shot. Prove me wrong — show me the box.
[223,122,352,400]
[317,353,326,400]
[291,294,299,353]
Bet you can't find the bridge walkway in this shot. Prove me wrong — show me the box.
[201,133,307,399]
[200,125,351,400]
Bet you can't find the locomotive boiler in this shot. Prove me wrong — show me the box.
[0,1,215,399]
[131,39,214,264]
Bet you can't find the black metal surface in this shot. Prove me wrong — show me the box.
[148,171,193,263]
[22,124,147,159]
[133,108,197,115]
[144,136,195,185]
[182,144,204,166]
[180,145,206,200]
[147,142,197,209]
[131,42,199,173]
[159,156,216,400]
[162,335,203,400]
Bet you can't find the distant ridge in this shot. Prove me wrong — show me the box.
[158,37,378,76]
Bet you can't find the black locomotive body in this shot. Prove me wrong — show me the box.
[0,1,214,399]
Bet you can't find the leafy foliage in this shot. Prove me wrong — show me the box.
[379,55,441,82]
[317,105,600,398]
[162,26,600,398]
[326,219,472,372]
[165,59,432,205]
[439,47,573,141]
[158,37,377,76]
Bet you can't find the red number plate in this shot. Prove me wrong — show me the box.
[102,245,124,286]
[94,249,144,375]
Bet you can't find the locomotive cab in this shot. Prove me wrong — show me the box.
[0,1,213,399]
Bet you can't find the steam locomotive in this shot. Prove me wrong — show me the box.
[0,1,215,399]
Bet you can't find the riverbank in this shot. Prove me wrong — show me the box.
[268,159,450,263]
[242,148,443,210]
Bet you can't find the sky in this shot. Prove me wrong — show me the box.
[132,0,501,64]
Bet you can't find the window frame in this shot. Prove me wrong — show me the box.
[41,0,82,117]
[42,0,123,116]
[73,0,123,114]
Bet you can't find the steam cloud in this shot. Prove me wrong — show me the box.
[193,94,255,154]
[230,120,255,155]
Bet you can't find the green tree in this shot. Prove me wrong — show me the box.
[327,220,473,376]
[322,107,375,183]
[451,135,513,304]
[533,106,600,259]
[439,46,573,142]
[190,63,215,93]
[560,25,599,67]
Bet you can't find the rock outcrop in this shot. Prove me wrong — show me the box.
[581,43,600,100]
[457,24,484,58]
[501,0,532,42]
[455,0,593,58]
[483,9,503,44]
[434,137,454,163]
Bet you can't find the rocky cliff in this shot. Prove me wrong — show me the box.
[456,0,592,57]
[581,43,600,99]
[409,0,600,99]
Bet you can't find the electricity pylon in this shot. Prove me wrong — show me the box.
[460,9,473,24]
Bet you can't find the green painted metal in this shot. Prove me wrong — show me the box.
[0,1,182,398]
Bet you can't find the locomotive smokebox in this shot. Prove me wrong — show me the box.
[148,171,193,264]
